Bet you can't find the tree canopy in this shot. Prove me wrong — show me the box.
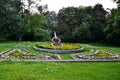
[0,0,120,45]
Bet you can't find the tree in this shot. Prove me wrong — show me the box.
[24,14,50,41]
[72,6,93,42]
[45,11,57,37]
[113,0,120,9]
[104,3,120,45]
[89,4,107,42]
[73,22,92,42]
[0,0,24,41]
[103,0,120,45]
[57,7,79,35]
[57,7,80,42]
[37,4,48,14]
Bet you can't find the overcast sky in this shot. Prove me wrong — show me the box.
[41,0,117,13]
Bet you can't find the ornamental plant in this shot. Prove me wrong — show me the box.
[36,43,81,50]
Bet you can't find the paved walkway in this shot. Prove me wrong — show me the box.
[0,59,120,62]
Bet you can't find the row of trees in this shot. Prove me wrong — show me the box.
[57,2,120,45]
[0,0,120,45]
[0,0,57,41]
[57,5,106,42]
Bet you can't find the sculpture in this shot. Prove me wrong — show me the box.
[51,32,63,46]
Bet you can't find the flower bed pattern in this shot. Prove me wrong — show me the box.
[37,54,61,60]
[0,48,61,60]
[71,50,120,60]
[1,48,120,62]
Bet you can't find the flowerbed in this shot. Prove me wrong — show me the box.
[36,43,81,50]
[35,43,83,53]
[0,48,61,60]
[37,54,61,60]
[72,50,120,60]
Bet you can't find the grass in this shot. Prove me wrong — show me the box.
[0,42,18,52]
[0,61,120,80]
[0,41,120,80]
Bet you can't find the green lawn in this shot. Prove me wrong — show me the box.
[0,61,120,80]
[0,42,120,80]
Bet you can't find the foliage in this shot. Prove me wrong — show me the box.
[36,43,80,50]
[113,0,120,8]
[0,0,120,46]
[89,4,107,42]
[89,50,115,58]
[104,8,120,45]
[57,7,79,35]
[9,51,23,57]
[57,4,107,43]
[0,0,24,40]
[45,11,58,37]
[0,0,51,41]
[72,22,92,42]
[24,14,50,41]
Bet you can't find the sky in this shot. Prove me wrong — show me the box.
[41,0,117,13]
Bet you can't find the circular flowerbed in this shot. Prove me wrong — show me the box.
[34,43,84,53]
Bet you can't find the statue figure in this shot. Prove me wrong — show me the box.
[51,32,63,46]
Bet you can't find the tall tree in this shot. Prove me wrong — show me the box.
[72,6,93,42]
[45,11,57,36]
[104,0,120,45]
[57,7,79,34]
[0,0,24,41]
[57,4,108,42]
[24,14,50,41]
[57,7,80,42]
[113,0,120,8]
[89,4,107,42]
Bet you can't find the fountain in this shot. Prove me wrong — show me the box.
[34,32,84,53]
